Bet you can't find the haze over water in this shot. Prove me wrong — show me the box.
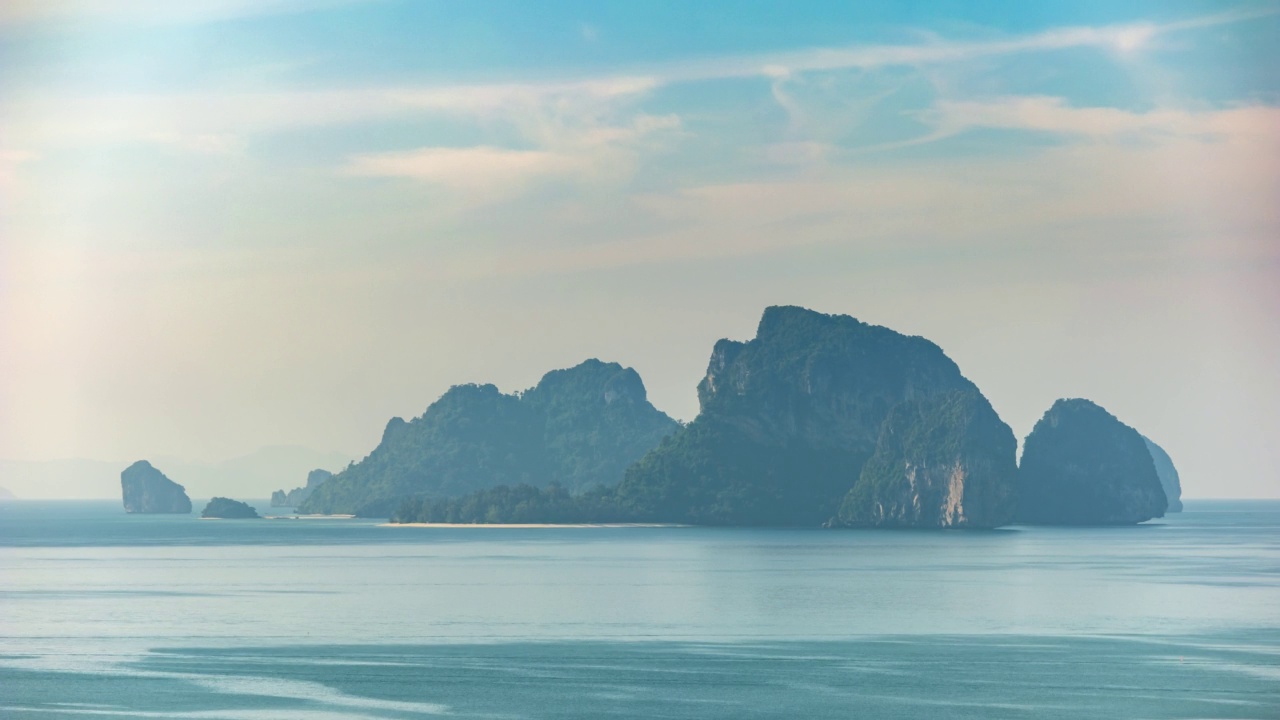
[2,500,1277,718]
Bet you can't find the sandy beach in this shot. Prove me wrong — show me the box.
[271,514,357,520]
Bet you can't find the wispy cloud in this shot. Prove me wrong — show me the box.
[0,0,369,27]
[342,114,681,191]
[344,146,582,187]
[654,8,1274,83]
[929,98,1280,141]
[3,77,661,151]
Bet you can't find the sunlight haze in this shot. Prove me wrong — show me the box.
[1,1,1277,499]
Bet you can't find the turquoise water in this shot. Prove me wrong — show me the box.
[1,500,1277,718]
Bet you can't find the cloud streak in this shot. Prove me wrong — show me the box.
[929,98,1280,141]
[344,146,583,187]
[5,7,1269,155]
[0,0,370,27]
[651,7,1275,83]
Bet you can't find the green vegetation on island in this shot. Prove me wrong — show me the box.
[300,306,1182,529]
[390,483,625,524]
[392,306,1020,528]
[121,460,192,514]
[201,497,261,519]
[299,360,678,516]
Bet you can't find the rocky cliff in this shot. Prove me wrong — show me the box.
[1017,399,1168,525]
[120,460,192,514]
[299,359,679,515]
[614,306,1017,527]
[271,468,334,507]
[837,389,1017,528]
[1142,436,1183,512]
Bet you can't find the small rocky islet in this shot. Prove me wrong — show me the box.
[120,460,192,514]
[200,497,261,519]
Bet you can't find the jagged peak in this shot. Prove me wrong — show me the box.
[528,358,649,405]
[382,417,408,443]
[756,305,865,339]
[1040,398,1119,427]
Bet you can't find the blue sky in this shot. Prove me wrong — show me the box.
[1,1,1277,498]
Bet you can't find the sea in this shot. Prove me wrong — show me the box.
[1,499,1277,719]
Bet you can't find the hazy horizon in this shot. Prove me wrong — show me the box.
[3,1,1278,500]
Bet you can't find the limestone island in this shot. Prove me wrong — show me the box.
[121,460,192,514]
[201,497,261,519]
[1017,399,1168,525]
[273,306,1184,529]
[386,306,1019,528]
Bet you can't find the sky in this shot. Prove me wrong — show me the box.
[1,1,1277,499]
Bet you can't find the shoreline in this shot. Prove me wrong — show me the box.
[264,514,357,520]
[380,522,687,529]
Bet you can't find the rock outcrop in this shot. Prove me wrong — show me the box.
[837,389,1017,528]
[1142,436,1183,512]
[614,306,1018,527]
[271,468,333,507]
[1017,399,1168,525]
[298,359,679,516]
[201,497,260,519]
[120,460,192,514]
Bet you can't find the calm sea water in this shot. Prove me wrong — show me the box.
[1,500,1277,718]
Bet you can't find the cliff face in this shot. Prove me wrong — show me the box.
[837,390,1017,528]
[1017,399,1168,525]
[271,468,334,507]
[120,460,192,514]
[298,360,678,516]
[616,306,1017,527]
[1142,436,1183,512]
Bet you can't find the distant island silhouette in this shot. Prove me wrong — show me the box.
[220,305,1175,528]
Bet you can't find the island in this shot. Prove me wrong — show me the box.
[121,460,192,514]
[392,306,1019,528]
[299,359,679,516]
[1017,399,1168,525]
[271,468,333,507]
[609,306,1018,527]
[201,497,261,519]
[0,486,14,501]
[315,305,1185,530]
